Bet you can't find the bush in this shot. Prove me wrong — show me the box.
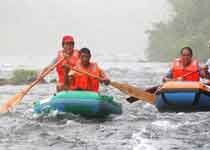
[0,78,10,85]
[146,0,210,61]
[10,69,38,85]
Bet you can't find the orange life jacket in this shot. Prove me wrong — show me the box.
[70,62,106,92]
[56,49,79,85]
[172,58,200,81]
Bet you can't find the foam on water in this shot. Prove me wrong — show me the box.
[131,127,159,150]
[151,120,181,130]
[1,62,210,149]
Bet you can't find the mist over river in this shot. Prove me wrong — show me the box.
[1,0,209,150]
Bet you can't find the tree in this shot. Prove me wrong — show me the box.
[147,0,210,61]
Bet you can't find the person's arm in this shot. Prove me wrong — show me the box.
[98,66,110,85]
[68,68,77,85]
[162,68,173,82]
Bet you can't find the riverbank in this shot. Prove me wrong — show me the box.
[0,69,50,86]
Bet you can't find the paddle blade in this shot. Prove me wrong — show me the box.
[126,96,139,103]
[0,92,25,113]
[110,81,156,104]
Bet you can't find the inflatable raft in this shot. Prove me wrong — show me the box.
[33,91,122,117]
[155,81,210,112]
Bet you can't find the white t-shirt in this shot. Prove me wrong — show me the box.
[206,58,210,73]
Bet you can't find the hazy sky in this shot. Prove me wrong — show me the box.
[0,0,171,62]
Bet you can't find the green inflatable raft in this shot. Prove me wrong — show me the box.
[33,91,122,117]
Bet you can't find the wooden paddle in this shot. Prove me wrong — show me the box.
[0,58,64,113]
[126,70,200,103]
[71,67,156,104]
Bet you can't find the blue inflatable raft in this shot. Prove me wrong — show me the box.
[155,81,210,112]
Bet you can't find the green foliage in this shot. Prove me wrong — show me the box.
[147,0,210,61]
[0,78,10,85]
[10,69,37,84]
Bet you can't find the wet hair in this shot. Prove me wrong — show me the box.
[180,47,193,56]
[80,48,91,57]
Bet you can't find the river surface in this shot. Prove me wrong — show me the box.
[1,62,210,150]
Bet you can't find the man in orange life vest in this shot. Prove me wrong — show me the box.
[68,48,110,92]
[37,35,80,91]
[163,47,202,82]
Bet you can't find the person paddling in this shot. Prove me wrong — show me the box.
[127,46,204,103]
[163,46,203,82]
[37,35,80,92]
[68,48,110,92]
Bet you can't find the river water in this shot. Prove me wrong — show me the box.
[1,62,210,150]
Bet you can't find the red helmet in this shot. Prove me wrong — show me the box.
[62,35,74,43]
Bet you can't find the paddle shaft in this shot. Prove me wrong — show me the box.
[176,70,199,80]
[71,67,156,104]
[22,58,65,94]
[146,70,199,93]
[160,70,199,90]
[71,67,103,81]
[0,57,65,112]
[71,67,117,86]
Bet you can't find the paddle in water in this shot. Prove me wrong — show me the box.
[0,58,64,113]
